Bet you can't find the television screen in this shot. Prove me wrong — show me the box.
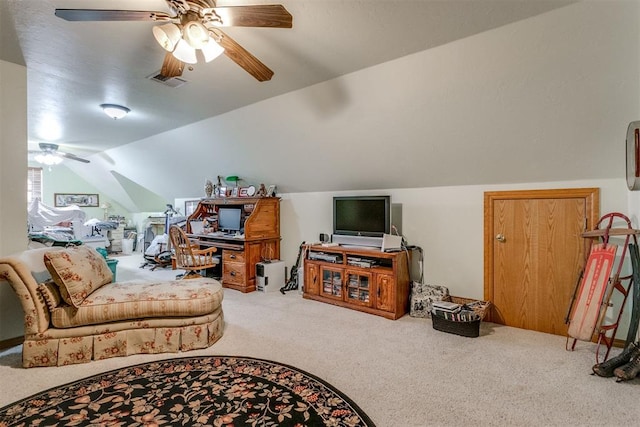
[217,207,242,232]
[333,196,390,237]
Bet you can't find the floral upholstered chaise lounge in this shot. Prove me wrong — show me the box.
[0,245,224,368]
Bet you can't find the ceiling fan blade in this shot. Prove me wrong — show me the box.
[55,9,172,22]
[217,30,274,82]
[59,152,90,164]
[161,53,185,78]
[209,5,292,28]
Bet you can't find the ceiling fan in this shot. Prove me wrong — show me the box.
[54,0,293,82]
[30,143,90,165]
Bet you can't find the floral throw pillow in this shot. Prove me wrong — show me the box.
[44,245,113,308]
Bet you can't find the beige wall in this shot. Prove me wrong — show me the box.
[0,59,28,341]
[0,60,27,255]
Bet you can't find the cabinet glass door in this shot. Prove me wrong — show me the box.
[346,270,372,307]
[321,268,343,299]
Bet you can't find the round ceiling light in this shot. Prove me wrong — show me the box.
[100,104,130,120]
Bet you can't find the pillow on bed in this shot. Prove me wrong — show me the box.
[37,279,63,311]
[44,245,113,308]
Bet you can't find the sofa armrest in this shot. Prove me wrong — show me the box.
[0,247,64,335]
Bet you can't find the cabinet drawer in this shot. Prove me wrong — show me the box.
[223,250,245,263]
[223,262,246,285]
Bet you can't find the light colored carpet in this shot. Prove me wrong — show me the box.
[1,253,639,426]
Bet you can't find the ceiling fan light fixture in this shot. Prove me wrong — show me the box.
[183,21,210,49]
[173,38,198,64]
[100,103,130,120]
[152,23,182,52]
[201,38,225,62]
[35,153,63,166]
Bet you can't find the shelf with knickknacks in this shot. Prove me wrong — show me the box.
[212,175,245,198]
[256,184,277,197]
[204,175,226,198]
[204,176,274,199]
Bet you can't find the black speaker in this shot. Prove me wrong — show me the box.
[319,233,330,243]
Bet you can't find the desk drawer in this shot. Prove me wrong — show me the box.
[223,262,246,285]
[223,250,245,263]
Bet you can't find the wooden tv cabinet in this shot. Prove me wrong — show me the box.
[303,244,410,319]
[187,197,280,293]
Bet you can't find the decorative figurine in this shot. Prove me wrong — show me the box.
[204,179,214,198]
[257,183,267,197]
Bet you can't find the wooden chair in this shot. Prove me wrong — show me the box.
[169,225,220,279]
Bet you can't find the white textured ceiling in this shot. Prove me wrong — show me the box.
[1,0,576,158]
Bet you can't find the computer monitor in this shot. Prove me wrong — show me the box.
[217,207,242,233]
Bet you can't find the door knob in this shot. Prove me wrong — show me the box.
[496,234,506,242]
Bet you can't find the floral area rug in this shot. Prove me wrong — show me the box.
[0,355,375,426]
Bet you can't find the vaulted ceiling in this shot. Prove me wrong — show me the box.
[1,0,576,159]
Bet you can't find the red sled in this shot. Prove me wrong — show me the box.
[566,243,617,342]
[566,212,639,361]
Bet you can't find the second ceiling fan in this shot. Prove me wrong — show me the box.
[55,0,293,82]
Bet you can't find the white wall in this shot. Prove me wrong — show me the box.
[279,178,628,300]
[0,59,28,341]
[85,2,638,204]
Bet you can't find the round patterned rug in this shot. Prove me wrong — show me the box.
[0,355,375,426]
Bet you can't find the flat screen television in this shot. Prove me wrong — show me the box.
[333,196,391,237]
[217,206,242,233]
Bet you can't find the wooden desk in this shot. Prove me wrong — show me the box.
[187,197,281,293]
[189,233,279,293]
[191,234,245,251]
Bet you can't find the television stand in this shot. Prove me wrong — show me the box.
[303,244,410,319]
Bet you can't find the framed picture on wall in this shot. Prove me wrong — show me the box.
[54,193,99,207]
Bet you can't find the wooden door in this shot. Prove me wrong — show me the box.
[484,189,599,335]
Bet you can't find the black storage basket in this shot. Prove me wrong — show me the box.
[432,314,481,338]
[431,296,490,338]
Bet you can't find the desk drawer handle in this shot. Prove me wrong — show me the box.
[229,254,236,259]
[230,271,237,276]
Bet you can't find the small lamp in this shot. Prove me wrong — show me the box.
[201,38,225,62]
[100,104,130,120]
[183,21,210,49]
[152,23,182,52]
[172,38,198,64]
[101,202,112,220]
